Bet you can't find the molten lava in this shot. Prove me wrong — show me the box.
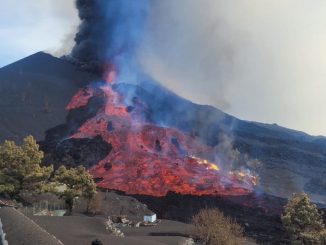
[66,74,257,197]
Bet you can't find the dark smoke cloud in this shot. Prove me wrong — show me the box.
[69,0,234,109]
[70,0,106,71]
[70,0,150,79]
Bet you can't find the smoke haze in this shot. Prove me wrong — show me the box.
[136,0,326,136]
[70,0,326,135]
[3,0,325,135]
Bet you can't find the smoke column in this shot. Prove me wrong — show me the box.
[71,0,150,82]
[69,0,261,194]
[71,0,232,107]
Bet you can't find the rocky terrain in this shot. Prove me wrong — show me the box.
[0,52,325,200]
[1,52,326,244]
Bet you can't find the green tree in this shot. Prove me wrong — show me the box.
[0,136,53,197]
[282,192,326,244]
[53,165,96,213]
[192,208,244,245]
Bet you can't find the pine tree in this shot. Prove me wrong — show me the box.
[53,165,96,213]
[0,136,53,197]
[282,192,326,244]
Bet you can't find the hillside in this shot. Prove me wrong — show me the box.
[0,52,325,203]
[112,81,326,202]
[0,52,96,142]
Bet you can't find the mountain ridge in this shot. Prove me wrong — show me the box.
[0,52,325,203]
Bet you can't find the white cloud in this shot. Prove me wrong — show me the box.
[0,0,78,67]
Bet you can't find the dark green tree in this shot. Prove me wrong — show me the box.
[54,165,96,213]
[282,192,326,244]
[0,136,53,197]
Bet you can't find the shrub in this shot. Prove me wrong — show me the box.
[87,192,102,215]
[281,192,326,244]
[192,208,244,245]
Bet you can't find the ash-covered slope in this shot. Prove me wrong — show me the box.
[0,52,325,202]
[0,52,96,142]
[118,82,326,202]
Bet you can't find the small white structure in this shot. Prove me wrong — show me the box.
[143,213,157,223]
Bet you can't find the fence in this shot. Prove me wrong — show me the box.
[22,200,66,216]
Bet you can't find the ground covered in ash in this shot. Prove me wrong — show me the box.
[0,52,97,143]
[22,191,196,245]
[23,190,325,244]
[29,215,195,245]
[131,192,291,245]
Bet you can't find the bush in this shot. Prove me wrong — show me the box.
[281,192,326,244]
[87,192,102,215]
[192,208,244,245]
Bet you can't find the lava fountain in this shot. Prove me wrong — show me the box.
[65,67,257,197]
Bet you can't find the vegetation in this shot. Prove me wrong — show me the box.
[192,208,244,245]
[0,136,53,197]
[54,165,96,213]
[0,135,97,214]
[87,192,103,215]
[281,192,326,244]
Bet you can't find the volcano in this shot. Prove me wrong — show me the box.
[1,52,326,203]
[61,71,257,197]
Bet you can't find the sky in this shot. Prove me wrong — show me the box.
[1,0,326,136]
[0,0,78,67]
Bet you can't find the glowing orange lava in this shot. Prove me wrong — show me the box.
[66,74,257,196]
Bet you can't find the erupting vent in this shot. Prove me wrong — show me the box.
[65,71,257,196]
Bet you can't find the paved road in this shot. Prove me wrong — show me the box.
[0,207,62,245]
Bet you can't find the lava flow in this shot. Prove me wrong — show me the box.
[65,71,257,197]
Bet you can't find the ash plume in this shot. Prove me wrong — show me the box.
[70,0,106,72]
[68,0,234,108]
[70,0,150,78]
[69,0,260,167]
